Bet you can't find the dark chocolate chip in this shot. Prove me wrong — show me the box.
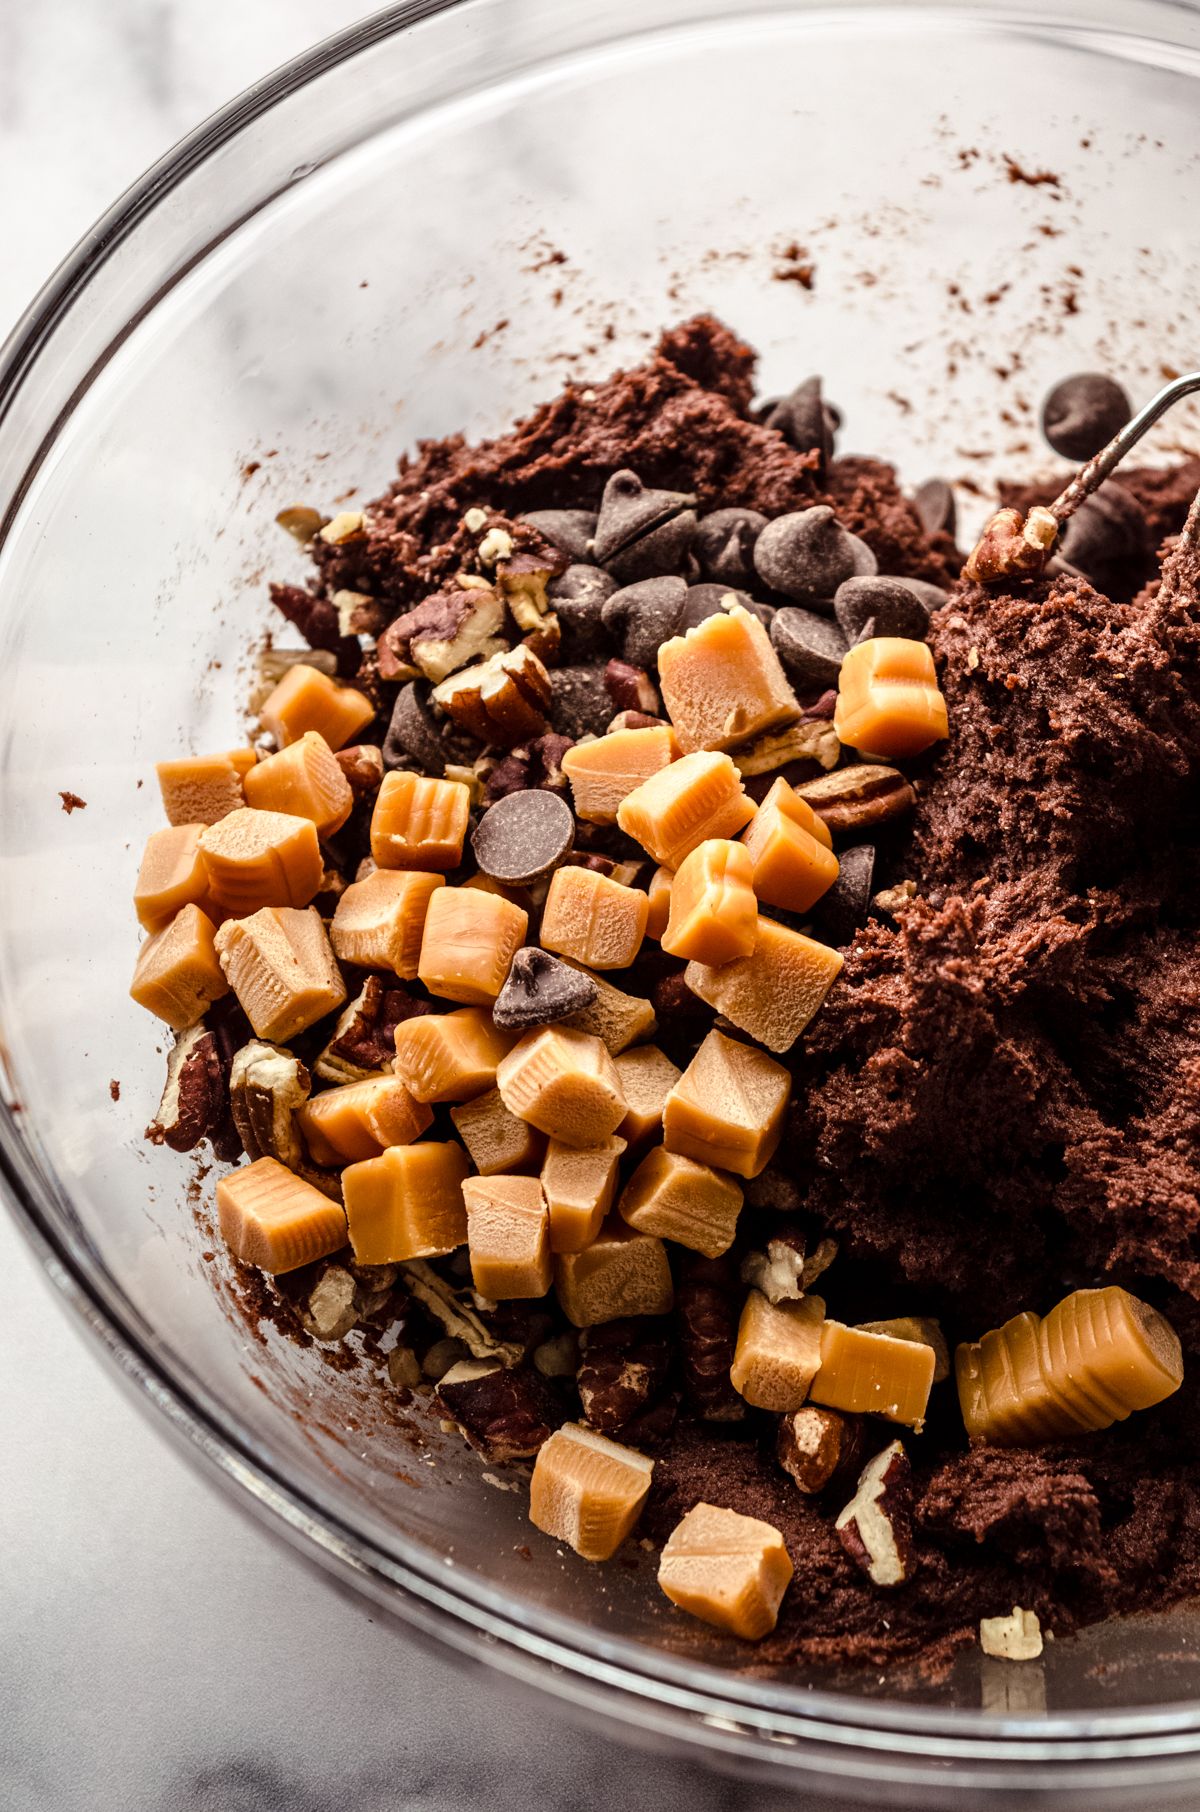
[766,376,838,476]
[891,575,949,613]
[770,607,849,690]
[383,680,479,774]
[680,583,774,633]
[605,510,698,584]
[600,576,687,669]
[693,507,769,588]
[816,845,876,944]
[593,469,696,564]
[1058,479,1153,601]
[492,946,599,1030]
[550,664,619,739]
[913,478,957,540]
[519,509,598,562]
[834,576,931,643]
[850,618,877,647]
[754,505,877,606]
[1041,372,1132,461]
[547,564,618,662]
[471,789,575,885]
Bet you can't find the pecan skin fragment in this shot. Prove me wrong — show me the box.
[433,1359,566,1461]
[835,1440,916,1587]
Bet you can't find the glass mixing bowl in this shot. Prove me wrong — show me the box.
[4,1,1200,1800]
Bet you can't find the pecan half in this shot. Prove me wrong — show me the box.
[432,644,552,748]
[576,1316,673,1433]
[835,1440,916,1587]
[776,1406,870,1495]
[793,764,916,833]
[675,1253,745,1422]
[230,1041,342,1202]
[380,587,508,684]
[146,1021,240,1159]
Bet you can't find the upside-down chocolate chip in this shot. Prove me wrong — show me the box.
[593,470,698,583]
[1041,372,1132,462]
[770,607,849,691]
[601,576,688,670]
[694,508,769,589]
[492,946,599,1030]
[472,788,575,885]
[548,565,618,662]
[766,376,838,476]
[834,576,931,644]
[754,505,877,607]
[815,844,876,944]
[519,509,599,562]
[551,665,619,739]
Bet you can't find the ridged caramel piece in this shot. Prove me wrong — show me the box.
[558,960,657,1055]
[541,1135,627,1254]
[216,1155,348,1274]
[259,662,375,752]
[462,1174,552,1299]
[342,1141,470,1266]
[540,866,649,972]
[618,750,757,871]
[834,636,949,759]
[296,1076,434,1167]
[450,1086,547,1177]
[955,1287,1183,1446]
[330,869,445,979]
[156,751,251,827]
[214,905,347,1043]
[731,1291,826,1411]
[662,1029,790,1179]
[529,1423,654,1561]
[553,1213,674,1327]
[657,1502,793,1639]
[130,902,230,1030]
[496,1024,627,1149]
[391,1006,518,1103]
[614,1045,682,1156]
[759,774,833,850]
[370,770,471,871]
[740,794,839,914]
[199,807,323,914]
[645,866,674,941]
[809,1321,936,1431]
[133,823,220,932]
[242,730,354,836]
[562,726,681,824]
[418,887,529,1005]
[617,1146,743,1259]
[661,839,757,965]
[657,602,800,754]
[684,917,844,1054]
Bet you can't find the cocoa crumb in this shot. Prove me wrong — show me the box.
[59,792,86,813]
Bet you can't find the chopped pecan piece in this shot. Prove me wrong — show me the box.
[731,719,839,778]
[776,1406,870,1495]
[313,976,431,1083]
[740,1221,807,1303]
[604,660,661,716]
[675,1252,745,1422]
[335,744,385,798]
[229,1040,342,1202]
[433,1359,566,1462]
[835,1440,916,1587]
[146,1021,240,1160]
[400,1259,525,1367]
[268,582,360,676]
[576,1316,674,1433]
[432,645,552,748]
[380,587,508,683]
[606,709,670,735]
[521,611,561,668]
[793,764,916,834]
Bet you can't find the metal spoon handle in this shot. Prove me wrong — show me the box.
[1051,370,1200,523]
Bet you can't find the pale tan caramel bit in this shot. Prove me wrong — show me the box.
[214,905,347,1044]
[391,1006,518,1103]
[541,1135,627,1254]
[617,1146,743,1259]
[156,752,251,828]
[130,902,230,1030]
[613,1045,682,1156]
[133,823,220,932]
[529,1423,654,1561]
[558,960,657,1055]
[370,770,471,872]
[731,1291,826,1411]
[329,869,445,979]
[216,1155,348,1274]
[661,839,757,966]
[296,1076,433,1167]
[418,887,529,1005]
[617,750,756,871]
[462,1174,552,1300]
[561,726,681,824]
[645,866,674,941]
[740,776,839,914]
[342,1141,470,1266]
[657,1501,793,1640]
[540,865,649,972]
[657,602,800,755]
[684,917,844,1055]
[450,1087,547,1177]
[259,662,375,752]
[242,730,354,837]
[662,1029,791,1179]
[199,807,323,915]
[554,1213,674,1327]
[810,1322,936,1431]
[496,1024,627,1149]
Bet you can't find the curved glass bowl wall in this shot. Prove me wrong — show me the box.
[3,2,1200,1800]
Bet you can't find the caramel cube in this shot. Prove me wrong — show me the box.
[418,887,529,1005]
[684,917,844,1055]
[155,751,251,828]
[214,905,347,1043]
[391,1006,518,1103]
[618,751,757,871]
[559,960,657,1054]
[450,1087,547,1177]
[740,793,839,914]
[329,868,445,979]
[199,807,323,914]
[730,1290,826,1411]
[663,1029,790,1179]
[462,1174,552,1299]
[242,730,354,837]
[259,662,375,752]
[613,1045,682,1156]
[562,726,681,824]
[617,1146,743,1259]
[759,774,833,850]
[130,902,229,1030]
[341,1140,470,1265]
[296,1076,434,1167]
[370,770,471,872]
[661,839,757,966]
[133,823,218,932]
[657,603,800,755]
[217,1155,348,1274]
[645,866,674,941]
[809,1321,936,1431]
[541,1135,627,1253]
[834,636,949,759]
[496,1024,627,1149]
[529,1423,654,1561]
[658,1502,793,1640]
[553,1214,674,1327]
[540,865,649,972]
